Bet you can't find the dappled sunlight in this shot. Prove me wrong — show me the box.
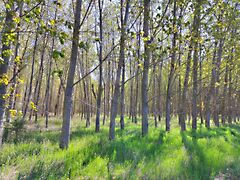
[1,119,240,179]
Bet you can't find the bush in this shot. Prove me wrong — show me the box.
[3,117,26,143]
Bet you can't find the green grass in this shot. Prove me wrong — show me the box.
[1,117,240,179]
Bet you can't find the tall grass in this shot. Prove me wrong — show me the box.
[1,117,240,179]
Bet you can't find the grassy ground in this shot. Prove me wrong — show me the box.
[1,117,240,179]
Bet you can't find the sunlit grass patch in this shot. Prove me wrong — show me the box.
[1,117,240,179]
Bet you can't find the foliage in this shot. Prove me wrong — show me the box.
[3,117,25,143]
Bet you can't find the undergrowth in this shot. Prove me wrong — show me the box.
[1,118,240,179]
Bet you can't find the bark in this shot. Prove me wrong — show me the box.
[212,39,224,126]
[205,42,218,128]
[177,7,183,125]
[158,60,163,122]
[54,83,62,116]
[192,0,201,130]
[30,33,48,122]
[152,55,157,127]
[228,51,233,124]
[133,19,142,124]
[129,56,133,120]
[109,0,130,140]
[0,7,14,146]
[22,26,39,120]
[142,0,150,136]
[95,0,103,132]
[199,49,204,124]
[45,8,58,128]
[59,0,82,149]
[221,57,229,124]
[85,51,91,127]
[179,41,193,131]
[120,63,125,129]
[5,2,23,124]
[165,0,177,132]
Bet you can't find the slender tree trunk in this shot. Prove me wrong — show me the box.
[95,0,103,132]
[120,50,125,130]
[213,39,224,127]
[228,50,233,124]
[192,0,201,130]
[133,20,141,123]
[102,81,106,125]
[165,0,177,132]
[221,57,229,124]
[5,2,23,124]
[199,50,204,125]
[85,51,91,127]
[177,7,183,125]
[205,42,218,128]
[60,0,82,149]
[152,55,157,127]
[158,60,163,122]
[0,7,14,146]
[54,83,62,116]
[142,0,151,136]
[109,0,130,140]
[13,33,30,111]
[45,8,58,128]
[30,33,48,122]
[129,56,133,120]
[22,26,40,120]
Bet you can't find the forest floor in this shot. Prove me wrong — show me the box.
[1,117,240,179]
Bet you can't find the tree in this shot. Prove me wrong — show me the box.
[95,0,103,132]
[191,0,201,130]
[165,0,177,132]
[141,0,151,136]
[59,0,82,149]
[0,3,15,146]
[109,0,130,140]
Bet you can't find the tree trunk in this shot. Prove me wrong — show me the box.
[221,56,229,124]
[60,0,82,149]
[165,0,177,132]
[0,7,14,146]
[45,8,58,128]
[213,39,224,127]
[191,0,201,130]
[95,0,103,132]
[120,60,125,130]
[22,26,40,120]
[179,40,193,131]
[30,33,48,122]
[142,0,150,136]
[205,41,218,128]
[133,19,141,124]
[5,2,23,124]
[109,0,130,140]
[152,55,157,127]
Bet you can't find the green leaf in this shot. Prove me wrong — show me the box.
[6,4,11,10]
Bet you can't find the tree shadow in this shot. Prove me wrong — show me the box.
[8,123,240,179]
[10,126,100,145]
[181,131,211,179]
[181,125,240,180]
[20,161,66,180]
[84,129,167,178]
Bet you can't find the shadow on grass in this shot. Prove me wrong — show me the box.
[181,125,240,180]
[6,123,240,179]
[78,128,168,178]
[12,126,103,145]
[19,161,66,180]
[181,131,210,179]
